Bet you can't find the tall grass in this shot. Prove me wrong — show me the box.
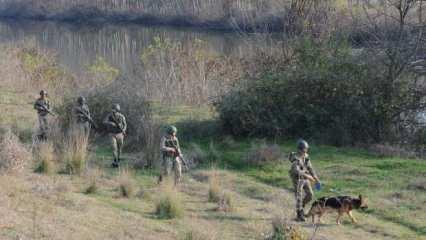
[116,169,137,198]
[208,171,221,203]
[62,126,89,175]
[34,141,56,174]
[155,183,184,219]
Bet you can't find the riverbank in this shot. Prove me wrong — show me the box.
[0,0,292,32]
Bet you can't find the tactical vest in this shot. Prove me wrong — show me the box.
[76,105,90,123]
[163,137,179,157]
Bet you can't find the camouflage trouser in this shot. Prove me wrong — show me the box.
[161,155,182,184]
[38,115,49,139]
[292,178,314,211]
[110,133,124,161]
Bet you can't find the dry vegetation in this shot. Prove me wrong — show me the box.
[246,141,283,166]
[0,130,31,173]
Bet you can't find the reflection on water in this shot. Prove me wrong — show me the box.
[0,20,259,76]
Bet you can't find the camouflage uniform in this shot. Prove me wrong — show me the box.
[160,135,183,184]
[289,152,317,213]
[34,97,51,140]
[73,102,91,137]
[103,110,127,166]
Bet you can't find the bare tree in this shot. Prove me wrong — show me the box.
[354,0,426,142]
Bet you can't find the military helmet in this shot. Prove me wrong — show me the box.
[297,139,309,151]
[167,125,177,135]
[77,96,86,104]
[112,104,121,112]
[40,90,47,96]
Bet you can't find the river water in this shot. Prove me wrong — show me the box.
[0,20,262,76]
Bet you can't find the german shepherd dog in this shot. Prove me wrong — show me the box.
[306,195,368,225]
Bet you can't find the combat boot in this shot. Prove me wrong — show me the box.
[111,159,119,168]
[296,210,306,222]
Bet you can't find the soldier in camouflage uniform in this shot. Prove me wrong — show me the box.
[103,104,127,168]
[73,96,92,138]
[33,90,51,141]
[159,125,183,185]
[289,139,320,222]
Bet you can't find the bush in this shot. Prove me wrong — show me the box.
[268,217,306,240]
[0,130,32,173]
[34,141,56,174]
[215,37,426,145]
[246,141,283,166]
[0,130,31,172]
[155,186,184,219]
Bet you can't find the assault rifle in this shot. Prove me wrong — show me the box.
[170,143,189,171]
[35,103,56,116]
[75,108,97,129]
[109,114,126,135]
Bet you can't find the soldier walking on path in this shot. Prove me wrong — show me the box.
[289,139,321,222]
[33,90,52,141]
[73,96,93,138]
[103,104,127,168]
[159,125,183,185]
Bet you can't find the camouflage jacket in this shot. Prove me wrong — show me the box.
[160,136,182,158]
[73,104,91,123]
[34,98,50,116]
[103,112,127,134]
[289,152,317,180]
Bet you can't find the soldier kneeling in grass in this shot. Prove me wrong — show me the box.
[159,125,184,185]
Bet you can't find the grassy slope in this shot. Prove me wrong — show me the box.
[0,95,424,239]
[194,139,426,238]
[0,57,424,239]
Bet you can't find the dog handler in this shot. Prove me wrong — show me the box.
[289,139,321,222]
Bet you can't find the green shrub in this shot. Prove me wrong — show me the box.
[215,37,425,145]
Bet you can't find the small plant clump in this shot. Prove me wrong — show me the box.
[216,191,234,212]
[267,217,306,240]
[208,173,221,203]
[182,227,217,240]
[84,168,103,194]
[155,186,184,219]
[117,170,136,198]
[34,141,56,175]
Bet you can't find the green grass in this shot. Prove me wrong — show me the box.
[187,139,426,236]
